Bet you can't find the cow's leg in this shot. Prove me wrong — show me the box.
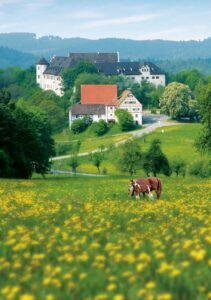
[136,192,140,200]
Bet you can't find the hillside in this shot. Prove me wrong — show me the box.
[0,47,37,69]
[1,33,211,60]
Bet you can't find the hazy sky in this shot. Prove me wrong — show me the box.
[0,0,211,40]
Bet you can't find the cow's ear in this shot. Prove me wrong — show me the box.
[130,179,134,184]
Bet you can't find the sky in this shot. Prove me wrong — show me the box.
[0,0,211,41]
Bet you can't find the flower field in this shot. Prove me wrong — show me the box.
[0,176,210,300]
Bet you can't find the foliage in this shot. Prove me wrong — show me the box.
[92,152,103,173]
[62,62,98,91]
[131,81,164,108]
[171,159,187,177]
[189,160,211,178]
[0,104,55,178]
[91,120,108,136]
[143,139,171,177]
[118,140,142,175]
[71,117,92,134]
[160,82,197,120]
[115,109,134,131]
[69,155,80,174]
[195,83,211,154]
[168,69,205,91]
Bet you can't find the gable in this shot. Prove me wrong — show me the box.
[119,93,142,108]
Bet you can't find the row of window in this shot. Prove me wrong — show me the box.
[124,101,137,104]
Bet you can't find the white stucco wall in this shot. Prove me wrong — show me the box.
[119,93,142,125]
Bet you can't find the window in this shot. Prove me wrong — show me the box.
[37,66,40,70]
[152,76,155,79]
[135,114,138,118]
[37,75,40,79]
[146,77,149,79]
[156,76,159,79]
[142,77,145,80]
[110,107,113,110]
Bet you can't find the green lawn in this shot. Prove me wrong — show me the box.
[53,124,142,154]
[53,124,207,175]
[0,176,210,299]
[136,124,202,163]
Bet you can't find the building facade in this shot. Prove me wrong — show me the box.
[36,53,166,96]
[69,85,142,127]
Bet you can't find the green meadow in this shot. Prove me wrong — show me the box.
[53,124,204,175]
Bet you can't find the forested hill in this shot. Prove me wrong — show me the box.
[0,47,37,69]
[1,33,211,73]
[0,33,211,60]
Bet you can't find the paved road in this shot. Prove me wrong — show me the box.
[52,114,177,161]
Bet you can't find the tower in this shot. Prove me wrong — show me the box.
[36,58,49,87]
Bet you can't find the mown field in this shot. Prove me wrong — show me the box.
[0,176,210,300]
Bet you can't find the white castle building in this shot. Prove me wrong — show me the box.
[36,53,166,96]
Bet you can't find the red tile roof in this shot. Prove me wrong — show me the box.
[81,85,118,105]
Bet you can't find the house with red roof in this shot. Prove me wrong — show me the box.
[69,84,142,127]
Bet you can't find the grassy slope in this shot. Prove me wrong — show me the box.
[0,176,210,299]
[53,124,132,154]
[53,124,205,175]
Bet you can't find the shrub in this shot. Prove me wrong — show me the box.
[143,139,171,177]
[171,159,187,177]
[115,109,134,131]
[71,118,88,134]
[189,160,211,178]
[91,120,108,136]
[69,155,80,174]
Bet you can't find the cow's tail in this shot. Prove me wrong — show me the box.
[157,178,162,198]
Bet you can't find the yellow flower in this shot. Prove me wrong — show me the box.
[46,295,54,300]
[107,284,117,291]
[136,263,145,272]
[138,289,146,297]
[169,269,181,277]
[181,261,190,268]
[157,293,172,300]
[19,294,34,300]
[79,273,87,280]
[95,294,108,300]
[146,281,156,289]
[190,249,206,262]
[113,295,124,300]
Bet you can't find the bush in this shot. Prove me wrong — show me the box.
[150,108,157,114]
[115,109,134,131]
[71,118,87,134]
[189,160,211,178]
[91,120,108,136]
[171,159,187,177]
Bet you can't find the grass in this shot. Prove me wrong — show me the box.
[53,124,207,175]
[53,124,141,154]
[0,175,210,299]
[136,124,203,163]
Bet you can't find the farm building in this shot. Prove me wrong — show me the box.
[69,84,142,126]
